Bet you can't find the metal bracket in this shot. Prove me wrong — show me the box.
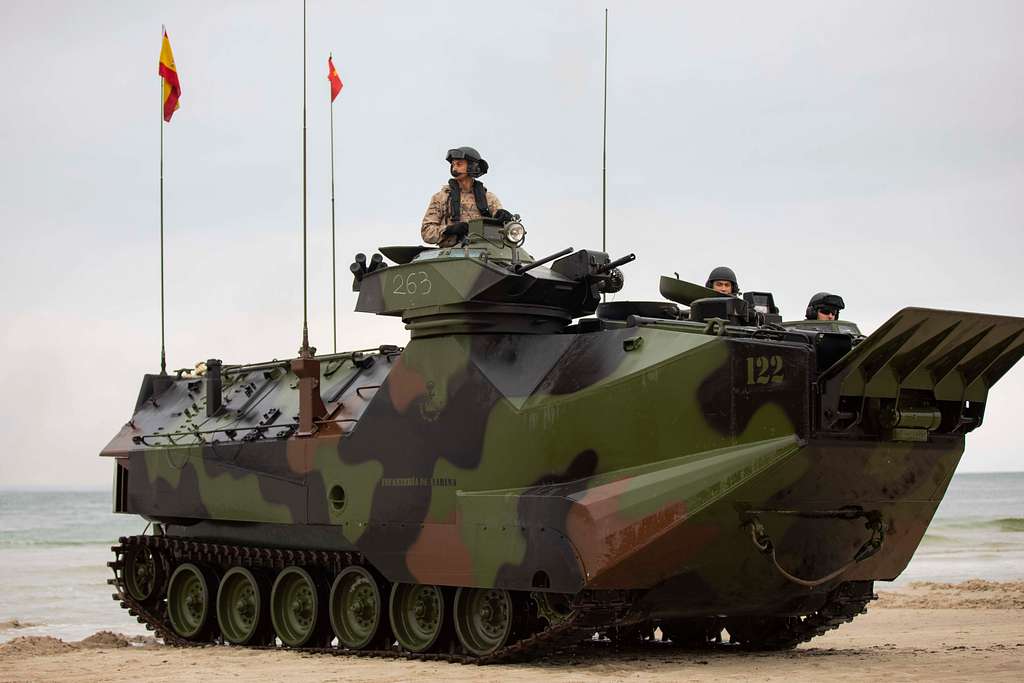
[703,317,729,336]
[745,509,885,588]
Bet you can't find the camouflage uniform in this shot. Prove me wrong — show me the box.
[421,184,503,247]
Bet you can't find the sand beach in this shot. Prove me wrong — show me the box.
[1,581,1022,682]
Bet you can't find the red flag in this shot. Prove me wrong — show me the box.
[327,55,343,102]
[159,29,181,122]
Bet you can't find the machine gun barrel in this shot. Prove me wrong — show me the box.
[514,247,574,274]
[596,253,636,274]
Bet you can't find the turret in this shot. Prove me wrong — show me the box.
[352,218,632,337]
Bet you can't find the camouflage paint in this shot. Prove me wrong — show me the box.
[102,237,1024,623]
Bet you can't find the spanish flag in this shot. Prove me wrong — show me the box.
[328,55,343,102]
[159,29,181,122]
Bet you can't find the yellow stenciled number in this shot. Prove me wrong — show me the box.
[746,355,785,385]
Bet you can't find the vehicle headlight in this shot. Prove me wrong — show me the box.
[503,221,526,246]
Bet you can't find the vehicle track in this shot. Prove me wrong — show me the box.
[109,535,874,663]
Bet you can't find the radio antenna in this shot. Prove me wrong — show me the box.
[600,9,609,303]
[292,0,327,437]
[300,0,310,356]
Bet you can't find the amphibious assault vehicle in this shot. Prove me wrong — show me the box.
[103,218,1024,661]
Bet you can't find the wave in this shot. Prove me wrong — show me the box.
[0,539,121,549]
[920,533,957,545]
[995,518,1024,532]
[931,517,1024,533]
[0,619,40,631]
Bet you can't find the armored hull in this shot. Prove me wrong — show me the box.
[103,227,1024,659]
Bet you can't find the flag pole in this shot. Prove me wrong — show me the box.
[300,0,310,356]
[329,53,337,354]
[159,25,167,375]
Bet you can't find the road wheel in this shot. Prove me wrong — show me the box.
[166,563,214,640]
[124,545,164,605]
[330,566,386,649]
[389,583,446,653]
[453,587,514,656]
[271,567,324,647]
[217,567,269,645]
[661,618,722,648]
[726,615,801,649]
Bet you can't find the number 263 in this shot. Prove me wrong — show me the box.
[392,271,432,295]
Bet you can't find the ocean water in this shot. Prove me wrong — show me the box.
[0,490,148,643]
[0,472,1021,643]
[895,471,1024,585]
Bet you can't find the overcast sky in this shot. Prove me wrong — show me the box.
[1,0,1022,488]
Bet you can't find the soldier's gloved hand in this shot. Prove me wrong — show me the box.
[493,209,515,223]
[442,222,469,241]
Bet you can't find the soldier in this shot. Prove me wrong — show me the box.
[421,146,515,247]
[705,266,739,296]
[805,292,846,321]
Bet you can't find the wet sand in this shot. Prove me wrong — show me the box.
[2,581,1022,682]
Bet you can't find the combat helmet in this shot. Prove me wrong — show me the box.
[705,266,739,294]
[806,292,845,320]
[446,146,489,178]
